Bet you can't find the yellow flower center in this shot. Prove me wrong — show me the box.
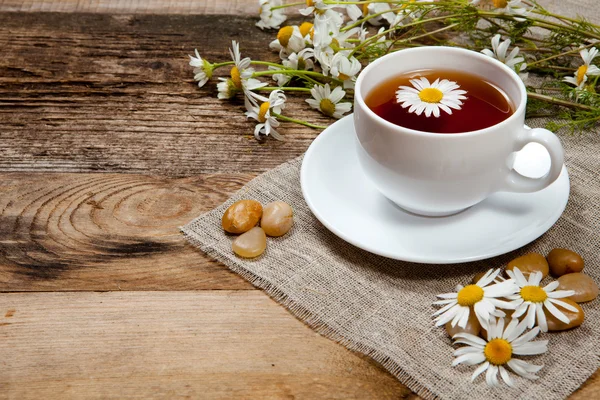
[363,2,370,17]
[319,98,336,117]
[484,338,513,366]
[520,285,548,303]
[493,0,508,8]
[339,73,350,81]
[258,102,270,123]
[306,0,314,6]
[418,87,444,104]
[400,0,416,10]
[230,66,242,89]
[576,65,588,86]
[456,285,484,307]
[297,57,306,70]
[299,22,313,38]
[277,26,294,48]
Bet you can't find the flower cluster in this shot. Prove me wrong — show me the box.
[189,0,600,139]
[434,267,575,387]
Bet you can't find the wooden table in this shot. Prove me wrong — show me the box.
[0,1,597,398]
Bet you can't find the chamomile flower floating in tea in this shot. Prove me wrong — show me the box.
[452,317,548,387]
[306,84,352,119]
[245,89,286,141]
[433,269,517,330]
[395,77,467,118]
[563,47,600,90]
[505,267,577,332]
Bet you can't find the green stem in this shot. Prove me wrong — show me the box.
[526,42,597,67]
[253,69,342,84]
[351,12,473,56]
[478,11,600,40]
[270,1,305,10]
[212,61,234,69]
[257,86,313,92]
[527,92,595,111]
[272,112,328,129]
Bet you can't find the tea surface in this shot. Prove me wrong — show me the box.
[365,69,514,133]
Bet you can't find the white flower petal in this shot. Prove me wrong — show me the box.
[547,298,579,312]
[544,299,571,323]
[543,281,560,292]
[525,302,537,328]
[471,361,490,382]
[453,332,487,347]
[499,365,515,387]
[453,352,486,366]
[547,290,575,299]
[512,340,548,355]
[536,302,548,332]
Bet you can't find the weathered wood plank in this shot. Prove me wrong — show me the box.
[0,0,260,14]
[0,12,326,177]
[0,291,413,399]
[0,0,597,22]
[0,173,254,291]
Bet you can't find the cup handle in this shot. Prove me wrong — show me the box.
[500,127,564,193]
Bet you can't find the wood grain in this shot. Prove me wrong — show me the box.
[0,173,255,291]
[0,0,597,22]
[0,12,326,177]
[0,0,260,14]
[0,291,413,399]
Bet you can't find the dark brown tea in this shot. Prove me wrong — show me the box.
[365,69,514,134]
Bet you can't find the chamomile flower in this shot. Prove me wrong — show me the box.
[188,49,213,88]
[217,41,267,105]
[393,0,430,25]
[396,77,468,118]
[491,0,528,21]
[563,47,600,89]
[481,34,527,75]
[256,0,287,30]
[505,267,577,332]
[330,52,362,89]
[306,84,352,118]
[270,25,306,56]
[217,78,238,100]
[272,48,315,86]
[300,0,344,26]
[452,317,548,387]
[433,269,517,330]
[363,2,396,26]
[341,0,363,21]
[246,89,286,141]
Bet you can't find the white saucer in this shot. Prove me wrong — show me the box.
[300,115,570,264]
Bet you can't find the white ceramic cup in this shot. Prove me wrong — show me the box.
[353,46,564,217]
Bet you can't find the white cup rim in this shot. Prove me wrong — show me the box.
[354,46,528,138]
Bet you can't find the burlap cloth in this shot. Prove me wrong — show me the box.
[183,2,599,399]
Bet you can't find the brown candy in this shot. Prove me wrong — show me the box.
[506,253,549,279]
[547,248,584,277]
[557,273,599,303]
[261,201,294,237]
[232,227,267,258]
[222,200,263,234]
[445,310,481,338]
[545,298,585,331]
